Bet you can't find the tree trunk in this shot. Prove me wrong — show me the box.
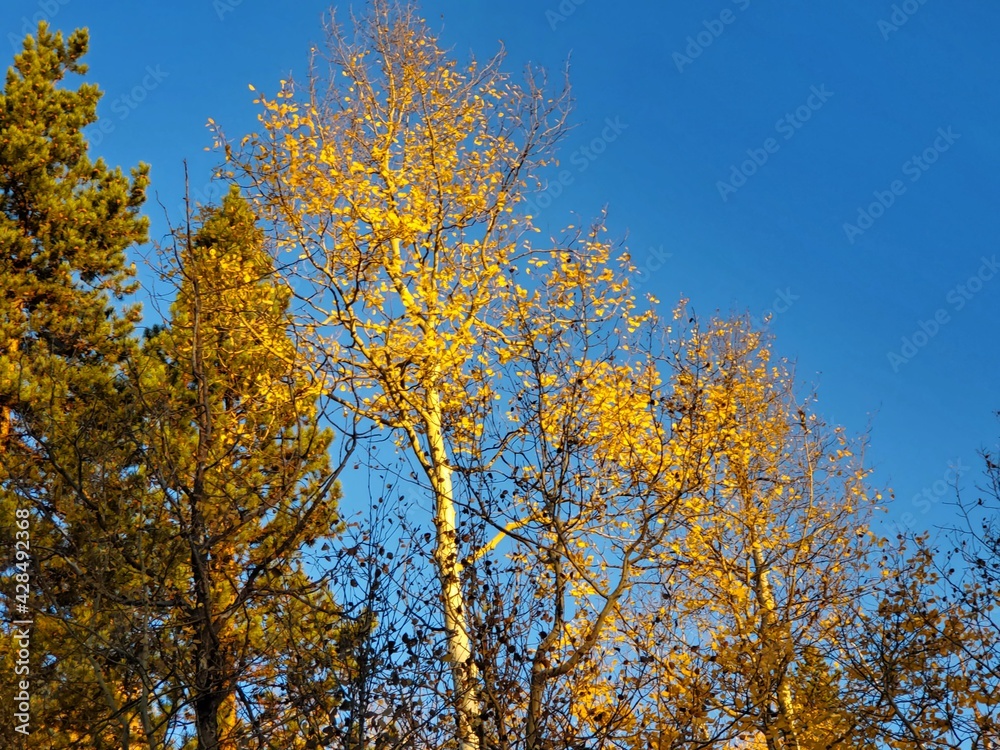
[192,516,223,750]
[751,541,800,750]
[425,387,481,750]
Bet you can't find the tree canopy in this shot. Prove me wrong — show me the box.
[1,7,997,750]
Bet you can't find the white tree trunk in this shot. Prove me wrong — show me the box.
[425,387,481,750]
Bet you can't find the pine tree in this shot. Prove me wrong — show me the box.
[0,22,148,440]
[1,27,349,748]
[128,186,346,749]
[0,23,150,747]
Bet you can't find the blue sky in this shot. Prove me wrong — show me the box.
[5,0,998,538]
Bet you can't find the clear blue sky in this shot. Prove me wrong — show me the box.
[5,0,998,538]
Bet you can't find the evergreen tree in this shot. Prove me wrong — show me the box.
[128,186,346,749]
[1,27,349,748]
[0,23,150,747]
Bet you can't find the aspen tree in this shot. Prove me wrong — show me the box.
[229,3,569,747]
[621,319,882,750]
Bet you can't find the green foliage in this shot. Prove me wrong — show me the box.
[0,26,348,749]
[0,22,147,378]
[133,187,345,747]
[0,22,151,748]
